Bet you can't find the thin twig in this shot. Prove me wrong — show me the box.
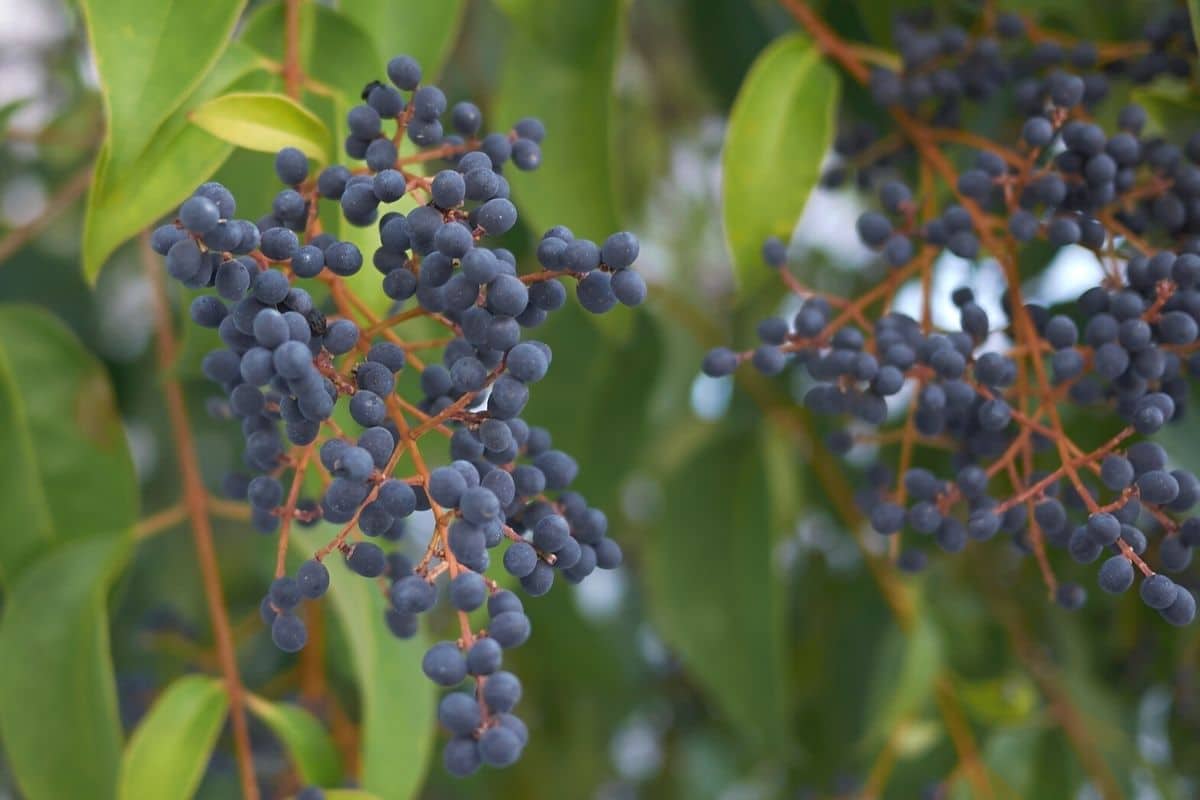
[0,167,92,264]
[134,502,189,539]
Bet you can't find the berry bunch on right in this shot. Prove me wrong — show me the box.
[710,3,1200,623]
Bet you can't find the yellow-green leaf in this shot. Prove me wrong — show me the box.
[246,694,342,787]
[721,33,839,293]
[118,676,229,800]
[190,92,332,162]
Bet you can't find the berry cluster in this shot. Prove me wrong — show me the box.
[711,5,1200,624]
[152,51,643,775]
[825,6,1195,191]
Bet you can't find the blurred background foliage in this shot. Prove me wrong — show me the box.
[1,0,1200,798]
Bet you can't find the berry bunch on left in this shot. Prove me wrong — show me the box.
[151,50,644,776]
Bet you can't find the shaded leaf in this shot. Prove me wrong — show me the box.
[79,0,245,168]
[861,615,943,753]
[519,302,663,513]
[493,0,624,239]
[1132,80,1200,138]
[246,694,342,787]
[82,42,269,280]
[641,429,791,750]
[291,528,436,800]
[190,92,332,161]
[1192,1,1200,69]
[721,33,839,294]
[241,2,383,105]
[0,305,136,582]
[0,534,131,800]
[681,0,772,108]
[339,0,466,81]
[118,675,229,800]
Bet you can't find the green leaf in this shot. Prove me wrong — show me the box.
[1191,1,1200,68]
[241,2,383,105]
[860,615,943,752]
[79,0,246,169]
[493,0,625,239]
[1132,80,1200,138]
[291,528,436,800]
[82,41,270,280]
[0,305,137,582]
[190,92,332,161]
[948,726,1077,800]
[339,0,466,80]
[118,675,229,800]
[641,430,791,750]
[0,534,132,800]
[680,0,772,108]
[313,792,383,800]
[246,694,342,787]
[521,302,664,513]
[721,33,839,294]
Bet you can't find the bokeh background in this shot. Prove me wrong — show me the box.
[3,0,1200,798]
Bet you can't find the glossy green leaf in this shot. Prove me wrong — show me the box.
[190,92,332,161]
[0,305,137,582]
[82,42,269,280]
[339,0,466,80]
[118,675,229,800]
[493,0,624,239]
[0,534,131,800]
[79,0,245,168]
[721,33,839,293]
[291,528,436,800]
[310,792,383,800]
[241,2,382,105]
[246,694,342,787]
[641,430,791,750]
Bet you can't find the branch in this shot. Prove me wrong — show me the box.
[0,167,92,264]
[141,232,260,800]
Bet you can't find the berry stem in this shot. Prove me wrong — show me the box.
[275,442,315,578]
[282,0,303,101]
